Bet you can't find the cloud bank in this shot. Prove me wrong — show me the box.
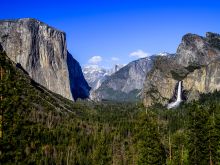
[88,56,102,64]
[129,49,149,58]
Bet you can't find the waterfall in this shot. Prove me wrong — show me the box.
[176,81,182,102]
[167,81,182,109]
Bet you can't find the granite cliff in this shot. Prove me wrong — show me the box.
[143,32,220,107]
[93,57,154,101]
[0,18,90,100]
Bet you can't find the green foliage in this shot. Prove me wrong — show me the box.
[135,113,166,164]
[97,87,141,102]
[0,51,143,164]
[1,51,220,164]
[207,33,220,50]
[147,91,220,164]
[187,97,220,164]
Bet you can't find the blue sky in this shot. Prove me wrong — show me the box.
[1,0,220,68]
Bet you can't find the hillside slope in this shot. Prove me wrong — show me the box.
[0,50,143,164]
[1,49,220,164]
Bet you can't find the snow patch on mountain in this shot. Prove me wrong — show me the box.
[82,64,124,91]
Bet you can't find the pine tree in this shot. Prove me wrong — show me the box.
[136,112,166,164]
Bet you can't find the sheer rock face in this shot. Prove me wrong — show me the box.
[93,57,154,101]
[143,32,220,107]
[143,56,179,106]
[0,18,90,100]
[183,61,220,95]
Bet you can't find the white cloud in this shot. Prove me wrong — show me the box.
[129,49,150,58]
[88,56,102,64]
[111,57,119,61]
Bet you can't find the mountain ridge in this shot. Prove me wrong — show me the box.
[92,56,154,101]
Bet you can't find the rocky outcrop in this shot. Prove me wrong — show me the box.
[143,32,220,107]
[176,32,220,66]
[0,18,90,100]
[93,57,154,101]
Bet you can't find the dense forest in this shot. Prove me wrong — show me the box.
[1,50,220,164]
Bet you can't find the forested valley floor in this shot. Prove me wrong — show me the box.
[1,51,220,164]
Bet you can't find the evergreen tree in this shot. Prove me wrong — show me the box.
[136,112,166,164]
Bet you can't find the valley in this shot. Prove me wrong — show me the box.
[1,17,220,164]
[1,50,220,164]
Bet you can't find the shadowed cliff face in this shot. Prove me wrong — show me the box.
[143,32,220,107]
[67,52,91,100]
[0,18,90,100]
